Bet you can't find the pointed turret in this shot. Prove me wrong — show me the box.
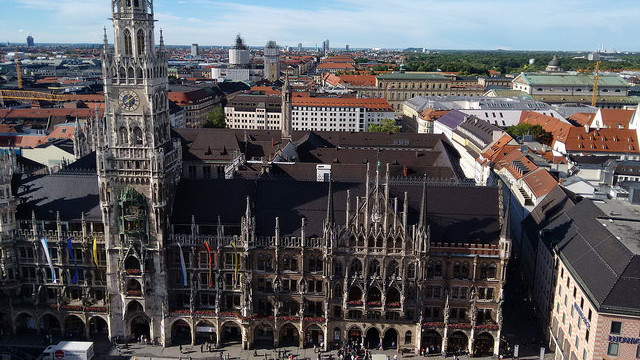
[159,29,164,51]
[325,180,335,226]
[103,27,108,51]
[418,175,428,230]
[281,75,292,141]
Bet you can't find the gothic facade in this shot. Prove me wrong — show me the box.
[0,1,510,356]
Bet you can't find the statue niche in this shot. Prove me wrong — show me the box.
[118,187,149,244]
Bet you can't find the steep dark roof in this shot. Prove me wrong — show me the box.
[15,173,101,221]
[172,178,500,243]
[546,199,640,315]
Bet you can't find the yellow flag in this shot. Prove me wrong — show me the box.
[92,237,99,268]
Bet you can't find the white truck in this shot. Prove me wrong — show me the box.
[40,342,94,360]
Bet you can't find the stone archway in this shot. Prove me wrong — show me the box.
[88,316,108,340]
[40,314,61,338]
[365,327,380,349]
[347,326,362,346]
[383,328,398,349]
[171,319,191,346]
[64,315,86,340]
[254,322,274,349]
[304,324,323,348]
[195,320,216,345]
[474,332,494,356]
[130,316,150,342]
[221,321,242,346]
[421,329,442,354]
[15,312,36,335]
[448,331,468,354]
[278,323,299,347]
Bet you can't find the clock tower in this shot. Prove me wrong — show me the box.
[99,0,181,344]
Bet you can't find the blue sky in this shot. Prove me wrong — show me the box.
[1,0,640,51]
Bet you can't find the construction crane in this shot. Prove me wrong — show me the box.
[0,89,69,102]
[591,61,601,107]
[15,60,23,89]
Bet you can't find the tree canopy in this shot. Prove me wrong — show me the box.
[506,123,553,145]
[368,118,400,133]
[204,107,226,128]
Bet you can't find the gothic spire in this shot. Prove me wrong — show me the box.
[159,29,164,50]
[102,27,108,52]
[419,175,428,230]
[325,179,335,226]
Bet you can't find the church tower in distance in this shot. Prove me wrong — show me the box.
[99,0,181,344]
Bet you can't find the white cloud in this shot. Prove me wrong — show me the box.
[3,0,640,49]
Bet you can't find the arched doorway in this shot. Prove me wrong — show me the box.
[304,324,323,348]
[347,326,362,347]
[124,256,141,274]
[364,328,380,349]
[383,328,398,349]
[40,314,61,339]
[15,313,36,335]
[448,331,468,354]
[474,332,494,356]
[64,315,86,340]
[195,320,216,345]
[126,300,144,314]
[171,319,192,346]
[88,317,108,340]
[221,322,242,346]
[253,323,274,349]
[278,323,299,347]
[130,316,150,342]
[421,329,442,354]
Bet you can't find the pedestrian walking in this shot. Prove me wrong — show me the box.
[179,344,183,354]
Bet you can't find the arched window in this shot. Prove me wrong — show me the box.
[123,29,132,55]
[368,259,380,277]
[349,259,362,276]
[427,260,442,279]
[257,254,273,271]
[137,29,145,55]
[283,255,298,271]
[334,261,343,277]
[405,331,412,344]
[407,263,416,279]
[386,260,399,279]
[119,67,126,80]
[487,264,497,279]
[127,67,134,81]
[134,0,139,7]
[133,127,143,146]
[118,127,128,145]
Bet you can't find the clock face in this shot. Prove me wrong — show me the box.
[119,90,140,112]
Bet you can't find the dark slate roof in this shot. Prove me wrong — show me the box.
[522,185,577,250]
[456,115,502,149]
[436,109,466,130]
[60,152,97,173]
[172,178,500,243]
[14,173,101,222]
[545,199,640,315]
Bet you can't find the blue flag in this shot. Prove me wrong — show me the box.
[177,242,187,287]
[66,238,78,284]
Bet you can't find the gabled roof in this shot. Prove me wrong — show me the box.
[593,109,634,129]
[563,127,639,154]
[522,168,557,198]
[518,73,629,87]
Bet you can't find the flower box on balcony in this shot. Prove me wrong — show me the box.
[347,300,363,306]
[61,305,83,311]
[422,322,445,328]
[194,310,217,316]
[277,316,300,322]
[475,324,499,330]
[387,302,400,308]
[448,323,472,329]
[85,306,107,313]
[367,301,382,306]
[125,269,141,275]
[126,290,142,296]
[304,317,325,323]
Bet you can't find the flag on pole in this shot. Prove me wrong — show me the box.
[204,241,213,288]
[177,242,187,287]
[66,238,78,284]
[92,237,99,268]
[40,237,56,283]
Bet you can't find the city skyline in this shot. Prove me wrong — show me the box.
[1,0,640,51]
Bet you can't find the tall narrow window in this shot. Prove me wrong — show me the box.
[123,29,132,55]
[133,127,143,146]
[137,30,145,55]
[119,127,128,145]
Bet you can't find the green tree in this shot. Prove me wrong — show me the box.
[368,118,400,133]
[506,123,553,145]
[204,107,226,128]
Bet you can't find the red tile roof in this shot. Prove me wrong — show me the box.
[250,86,281,96]
[317,62,356,71]
[523,169,557,198]
[168,89,213,106]
[568,112,595,126]
[339,75,377,87]
[562,127,639,154]
[596,109,634,129]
